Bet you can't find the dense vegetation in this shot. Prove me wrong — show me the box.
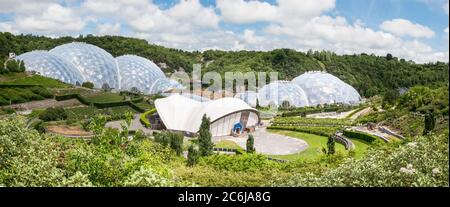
[1,32,448,98]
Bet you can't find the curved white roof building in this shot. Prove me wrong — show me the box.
[155,94,260,137]
[15,51,85,85]
[16,42,180,94]
[292,71,361,106]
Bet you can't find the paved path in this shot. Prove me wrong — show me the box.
[213,127,308,155]
[105,114,153,135]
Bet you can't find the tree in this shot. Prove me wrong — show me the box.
[131,87,140,94]
[101,83,111,92]
[423,112,436,135]
[82,81,94,89]
[39,107,68,122]
[170,132,184,156]
[187,145,199,167]
[246,134,255,153]
[198,114,213,156]
[386,53,393,61]
[326,136,335,155]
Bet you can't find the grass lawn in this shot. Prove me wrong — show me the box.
[85,93,124,103]
[2,74,70,88]
[133,102,154,110]
[266,129,372,161]
[64,106,136,120]
[214,140,243,150]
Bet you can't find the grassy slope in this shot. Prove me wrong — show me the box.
[1,73,70,88]
[267,129,370,161]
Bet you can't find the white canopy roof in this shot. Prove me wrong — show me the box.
[155,94,259,134]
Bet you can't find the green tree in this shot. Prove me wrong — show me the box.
[187,145,199,167]
[326,136,336,155]
[423,112,436,135]
[82,81,94,89]
[198,114,213,156]
[170,132,184,156]
[246,134,255,153]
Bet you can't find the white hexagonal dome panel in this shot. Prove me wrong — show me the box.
[15,50,84,85]
[50,42,119,89]
[292,71,361,106]
[258,81,310,107]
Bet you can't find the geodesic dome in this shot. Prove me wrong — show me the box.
[292,71,361,106]
[234,91,258,107]
[15,50,84,85]
[50,42,119,89]
[116,55,168,94]
[258,81,310,107]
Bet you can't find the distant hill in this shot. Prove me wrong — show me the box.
[1,32,448,97]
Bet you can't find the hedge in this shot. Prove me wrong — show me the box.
[267,125,340,137]
[343,130,379,143]
[140,108,157,128]
[0,84,42,88]
[54,93,146,112]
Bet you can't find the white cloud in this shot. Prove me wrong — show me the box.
[216,0,278,24]
[217,0,335,24]
[380,19,435,38]
[1,3,86,35]
[97,23,121,35]
[444,1,449,14]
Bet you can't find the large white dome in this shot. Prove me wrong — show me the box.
[117,55,168,94]
[292,71,361,106]
[15,50,84,85]
[258,81,310,107]
[50,42,119,89]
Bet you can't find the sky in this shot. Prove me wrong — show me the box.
[0,0,448,63]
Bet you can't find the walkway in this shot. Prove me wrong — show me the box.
[213,127,308,155]
[105,114,153,135]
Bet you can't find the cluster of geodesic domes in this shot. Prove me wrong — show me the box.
[16,42,181,94]
[235,71,362,107]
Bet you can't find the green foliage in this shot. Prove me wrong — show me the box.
[326,136,336,155]
[246,134,255,153]
[198,115,213,156]
[187,145,199,167]
[199,153,280,173]
[281,104,357,117]
[343,130,379,143]
[81,82,94,89]
[423,112,436,135]
[123,167,174,187]
[272,116,353,126]
[140,108,156,128]
[272,134,449,187]
[267,125,341,137]
[0,86,52,105]
[39,107,68,122]
[0,116,64,186]
[398,86,449,116]
[154,131,184,156]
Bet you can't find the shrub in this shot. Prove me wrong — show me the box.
[39,107,68,122]
[1,106,15,114]
[199,153,280,172]
[343,130,378,143]
[187,145,199,167]
[82,82,94,89]
[139,108,156,128]
[154,131,184,156]
[246,134,255,153]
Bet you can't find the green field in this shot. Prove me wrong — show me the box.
[64,106,136,120]
[214,140,243,150]
[267,129,370,161]
[1,73,70,88]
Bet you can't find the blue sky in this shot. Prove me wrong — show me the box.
[0,0,448,63]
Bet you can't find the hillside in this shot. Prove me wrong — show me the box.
[1,32,448,97]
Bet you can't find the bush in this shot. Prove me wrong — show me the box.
[187,145,199,167]
[82,82,94,89]
[343,130,378,143]
[139,108,156,128]
[39,107,68,122]
[1,106,15,114]
[154,131,184,156]
[199,153,280,172]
